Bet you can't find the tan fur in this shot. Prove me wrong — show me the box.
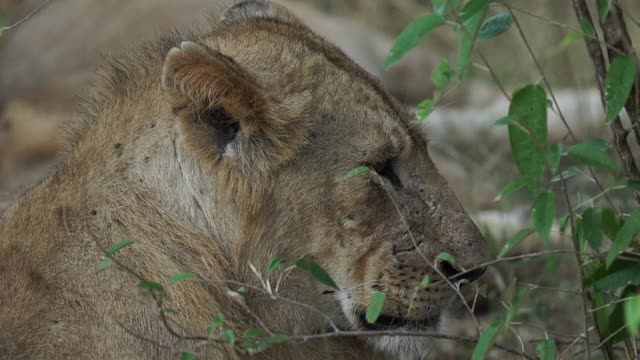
[0,1,488,358]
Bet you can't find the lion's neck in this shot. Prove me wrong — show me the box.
[140,125,238,250]
[66,114,240,255]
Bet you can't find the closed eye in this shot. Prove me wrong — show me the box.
[371,160,402,190]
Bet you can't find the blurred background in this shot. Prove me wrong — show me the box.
[1,0,639,358]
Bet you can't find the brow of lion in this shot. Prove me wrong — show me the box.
[380,185,481,333]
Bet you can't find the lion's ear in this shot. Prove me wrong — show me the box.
[162,41,309,167]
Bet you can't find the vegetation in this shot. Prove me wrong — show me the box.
[384,0,640,358]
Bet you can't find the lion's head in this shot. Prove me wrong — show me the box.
[157,1,488,355]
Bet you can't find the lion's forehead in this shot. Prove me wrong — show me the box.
[211,20,408,115]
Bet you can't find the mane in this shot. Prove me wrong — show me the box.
[59,31,170,147]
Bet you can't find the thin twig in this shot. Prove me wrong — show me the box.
[2,0,53,31]
[588,295,640,313]
[501,3,626,57]
[519,282,582,294]
[560,176,592,360]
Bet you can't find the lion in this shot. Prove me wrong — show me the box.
[0,1,488,358]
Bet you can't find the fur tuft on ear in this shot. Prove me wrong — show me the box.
[221,0,304,26]
[162,41,311,204]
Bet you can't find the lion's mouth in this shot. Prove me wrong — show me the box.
[355,311,439,331]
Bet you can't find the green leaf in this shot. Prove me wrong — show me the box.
[266,258,285,273]
[602,208,620,240]
[590,290,611,350]
[627,180,640,191]
[458,0,492,23]
[547,143,563,174]
[458,5,487,79]
[601,285,639,346]
[431,58,456,91]
[585,138,610,151]
[561,31,583,48]
[582,208,604,251]
[579,19,595,37]
[497,227,534,259]
[587,259,640,291]
[106,239,134,255]
[558,213,571,233]
[598,0,610,22]
[214,313,225,326]
[420,275,431,287]
[492,115,518,127]
[532,191,555,243]
[243,328,267,338]
[241,341,261,351]
[385,14,445,69]
[432,0,461,15]
[505,288,528,325]
[478,12,513,40]
[508,85,548,191]
[471,321,502,360]
[207,314,225,338]
[536,340,557,360]
[551,166,580,182]
[366,292,386,324]
[295,257,339,289]
[607,210,640,267]
[180,352,198,360]
[606,55,638,123]
[168,272,196,284]
[625,294,640,335]
[504,277,517,307]
[138,281,165,292]
[223,330,236,345]
[568,142,618,171]
[493,177,527,201]
[437,252,456,265]
[335,166,369,183]
[161,307,177,316]
[161,307,177,315]
[99,257,116,269]
[0,28,4,38]
[263,334,289,345]
[575,216,587,251]
[417,99,435,121]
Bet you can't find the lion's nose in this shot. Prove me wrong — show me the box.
[436,258,486,285]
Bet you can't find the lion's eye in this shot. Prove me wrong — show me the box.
[371,160,402,189]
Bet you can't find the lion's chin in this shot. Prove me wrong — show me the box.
[336,291,440,355]
[366,335,433,356]
[357,314,440,356]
